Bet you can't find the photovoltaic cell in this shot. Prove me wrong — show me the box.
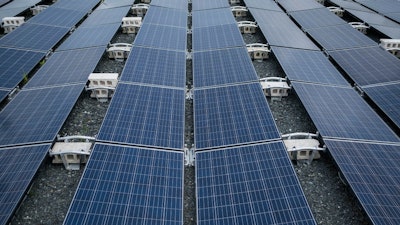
[80,7,131,27]
[292,82,399,143]
[192,8,236,28]
[370,24,400,39]
[306,24,376,51]
[364,83,400,129]
[0,0,41,18]
[329,0,374,12]
[96,0,134,9]
[26,7,86,28]
[0,23,70,52]
[271,46,349,86]
[97,84,185,150]
[277,0,324,12]
[0,90,9,103]
[120,47,186,88]
[0,144,50,225]
[0,84,83,148]
[356,0,400,13]
[0,47,46,89]
[244,0,283,11]
[346,9,400,28]
[289,8,347,30]
[134,23,187,51]
[387,12,400,24]
[328,46,400,86]
[324,140,400,225]
[52,0,99,13]
[193,47,258,88]
[196,142,317,225]
[25,47,105,88]
[192,0,230,11]
[64,144,183,225]
[144,6,188,28]
[249,8,319,50]
[194,83,280,150]
[192,24,245,51]
[150,0,187,10]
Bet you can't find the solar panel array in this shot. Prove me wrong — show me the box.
[355,0,400,23]
[0,0,41,19]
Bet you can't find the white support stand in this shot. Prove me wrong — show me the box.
[259,77,291,101]
[231,6,248,17]
[349,22,369,34]
[131,3,149,16]
[246,43,270,61]
[121,17,142,34]
[30,5,49,15]
[1,17,25,34]
[186,87,193,100]
[237,21,257,34]
[380,39,400,58]
[87,73,118,102]
[327,6,344,17]
[282,132,326,164]
[107,43,132,60]
[184,144,195,166]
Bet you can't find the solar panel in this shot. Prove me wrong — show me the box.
[0,47,46,89]
[291,82,400,143]
[329,0,374,12]
[194,83,280,150]
[196,142,317,225]
[193,47,258,88]
[324,139,400,225]
[371,24,400,39]
[192,8,236,28]
[0,0,11,7]
[134,23,187,51]
[328,46,400,86]
[0,84,83,148]
[271,46,349,86]
[244,0,283,11]
[52,0,99,13]
[192,0,230,11]
[0,0,40,18]
[192,23,245,51]
[120,47,186,88]
[0,23,70,52]
[96,0,134,9]
[150,0,187,10]
[249,8,319,50]
[64,143,183,225]
[80,7,131,27]
[57,24,120,51]
[356,0,400,13]
[0,144,50,225]
[289,8,347,30]
[346,9,400,28]
[97,84,185,150]
[277,0,324,12]
[387,12,400,24]
[0,90,9,103]
[26,7,86,28]
[306,24,377,51]
[364,83,400,129]
[144,6,188,28]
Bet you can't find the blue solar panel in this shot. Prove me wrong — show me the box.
[196,142,317,225]
[52,0,100,13]
[0,7,27,19]
[0,84,83,148]
[277,0,324,11]
[370,24,400,39]
[0,144,50,225]
[27,7,86,28]
[192,23,245,51]
[96,0,134,9]
[150,0,187,10]
[249,8,319,50]
[144,6,188,28]
[25,47,104,88]
[387,12,400,24]
[346,9,400,28]
[0,47,45,89]
[134,23,187,51]
[0,90,9,102]
[192,8,236,28]
[192,0,230,11]
[289,8,347,30]
[0,0,41,19]
[306,24,376,51]
[364,83,400,129]
[328,46,400,86]
[244,0,283,11]
[271,46,349,86]
[324,140,400,225]
[193,47,258,88]
[120,47,186,88]
[97,84,185,150]
[57,24,120,50]
[194,83,281,150]
[0,0,11,7]
[64,144,183,225]
[329,0,374,12]
[0,23,70,52]
[356,0,400,13]
[80,7,131,27]
[292,82,399,143]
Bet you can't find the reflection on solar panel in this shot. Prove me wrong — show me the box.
[277,0,324,12]
[271,46,349,86]
[244,0,283,11]
[134,23,187,51]
[0,144,50,225]
[25,47,104,88]
[324,140,400,225]
[329,0,373,12]
[193,24,245,51]
[194,83,280,150]
[0,90,9,103]
[289,8,346,30]
[0,47,45,89]
[64,144,183,225]
[364,83,400,129]
[0,84,83,148]
[144,6,188,28]
[292,82,399,143]
[120,47,186,88]
[196,142,317,225]
[328,46,400,86]
[80,7,131,27]
[150,0,187,10]
[306,24,376,51]
[192,0,230,11]
[193,47,258,88]
[97,84,185,150]
[27,7,86,28]
[192,8,236,28]
[0,23,70,52]
[97,0,134,9]
[249,8,319,50]
[57,24,120,50]
[52,0,99,13]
